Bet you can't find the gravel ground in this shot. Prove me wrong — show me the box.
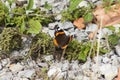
[0,0,120,80]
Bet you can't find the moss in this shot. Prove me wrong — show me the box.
[65,40,91,62]
[28,32,54,60]
[0,27,22,53]
[108,34,120,48]
[65,39,109,62]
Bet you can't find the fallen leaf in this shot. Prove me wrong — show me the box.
[88,30,98,39]
[73,18,85,29]
[115,68,120,80]
[93,4,120,26]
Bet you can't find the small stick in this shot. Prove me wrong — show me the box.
[61,48,66,61]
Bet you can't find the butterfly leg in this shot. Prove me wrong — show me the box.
[53,47,63,61]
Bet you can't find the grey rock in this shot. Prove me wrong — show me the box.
[78,1,88,7]
[62,21,74,29]
[48,22,57,29]
[70,61,79,70]
[20,48,30,55]
[55,14,62,20]
[52,2,68,13]
[13,77,29,80]
[1,58,10,67]
[97,28,112,38]
[100,64,118,80]
[83,76,90,80]
[62,60,69,71]
[40,0,54,6]
[48,30,54,37]
[47,67,62,80]
[18,69,35,78]
[9,63,24,73]
[75,29,88,42]
[0,63,2,70]
[0,72,13,80]
[37,62,48,68]
[86,23,98,32]
[111,55,119,67]
[93,56,103,65]
[113,24,120,33]
[102,57,110,64]
[27,60,37,68]
[44,55,53,61]
[68,71,76,79]
[115,45,120,56]
[42,27,49,34]
[22,37,27,42]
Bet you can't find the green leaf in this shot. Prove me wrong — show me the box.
[7,0,15,6]
[19,20,25,34]
[100,48,109,54]
[105,26,115,32]
[78,45,90,62]
[27,19,42,34]
[27,0,34,10]
[68,0,83,11]
[3,4,9,13]
[108,34,120,47]
[83,13,93,22]
[44,2,52,10]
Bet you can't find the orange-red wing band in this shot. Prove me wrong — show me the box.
[61,45,67,49]
[55,32,65,36]
[53,38,58,47]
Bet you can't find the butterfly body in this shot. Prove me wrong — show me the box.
[53,27,73,60]
[53,29,72,49]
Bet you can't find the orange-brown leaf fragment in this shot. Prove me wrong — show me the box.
[93,4,120,26]
[115,68,120,80]
[73,18,85,29]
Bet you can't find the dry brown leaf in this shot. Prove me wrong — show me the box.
[73,18,85,29]
[93,4,120,26]
[115,68,120,80]
[88,32,95,39]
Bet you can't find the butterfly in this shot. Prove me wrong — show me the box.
[53,27,73,49]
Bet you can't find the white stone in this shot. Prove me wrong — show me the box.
[62,21,74,29]
[62,60,69,71]
[42,27,49,34]
[97,28,112,38]
[70,61,79,70]
[78,1,88,7]
[113,24,120,33]
[40,0,54,5]
[48,30,54,37]
[47,67,62,79]
[18,69,35,78]
[0,63,2,70]
[44,55,53,61]
[115,45,120,56]
[86,23,98,32]
[1,58,10,67]
[100,64,118,80]
[83,76,90,80]
[102,57,110,63]
[55,14,62,20]
[111,55,119,67]
[0,72,13,80]
[13,77,29,80]
[37,62,48,68]
[68,71,76,79]
[9,63,24,73]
